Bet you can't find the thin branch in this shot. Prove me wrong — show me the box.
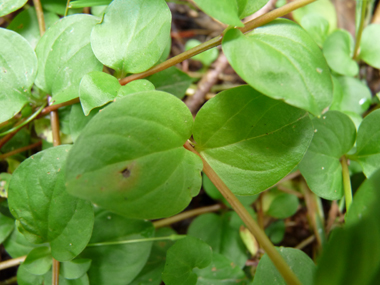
[153,204,223,228]
[38,98,80,118]
[341,156,352,211]
[295,235,315,250]
[52,258,60,285]
[0,256,26,270]
[0,120,26,149]
[353,0,368,59]
[87,235,185,247]
[119,0,318,85]
[277,185,304,198]
[32,0,45,35]
[184,141,302,285]
[0,141,42,160]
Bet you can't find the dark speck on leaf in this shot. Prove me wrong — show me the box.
[121,168,131,178]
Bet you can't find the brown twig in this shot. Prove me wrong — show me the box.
[32,0,45,35]
[277,185,304,198]
[372,1,380,23]
[185,53,229,114]
[0,256,26,270]
[0,141,42,160]
[325,200,340,234]
[0,119,26,150]
[295,235,315,250]
[153,204,223,228]
[38,98,80,118]
[52,258,60,285]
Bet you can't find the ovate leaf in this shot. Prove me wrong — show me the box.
[192,0,243,27]
[222,19,333,116]
[80,210,154,285]
[117,79,155,98]
[359,24,380,68]
[35,14,102,104]
[0,212,14,243]
[90,0,171,75]
[147,66,193,99]
[79,71,120,115]
[66,91,203,219]
[0,28,37,123]
[162,236,213,285]
[61,259,92,280]
[22,247,52,275]
[188,213,248,268]
[253,247,316,285]
[354,109,380,177]
[8,146,94,261]
[299,111,356,200]
[263,188,299,219]
[323,30,358,76]
[17,263,44,285]
[193,85,313,195]
[300,14,329,47]
[69,104,98,142]
[0,0,27,17]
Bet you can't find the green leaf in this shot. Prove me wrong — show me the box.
[41,0,82,15]
[35,14,102,104]
[130,227,177,285]
[293,0,337,33]
[299,111,356,200]
[194,253,248,284]
[90,0,171,74]
[193,85,313,195]
[188,213,248,268]
[265,220,285,244]
[0,212,14,243]
[79,71,121,115]
[66,91,202,220]
[0,28,37,123]
[17,263,44,285]
[44,271,90,285]
[354,109,380,177]
[222,19,333,116]
[23,247,52,275]
[3,225,43,258]
[69,104,97,142]
[359,24,380,68]
[314,169,380,285]
[263,189,299,219]
[253,247,316,285]
[117,79,155,98]
[162,236,213,285]
[8,146,94,261]
[192,0,243,27]
[147,66,193,99]
[61,259,92,280]
[7,7,59,49]
[0,0,27,17]
[300,14,329,47]
[323,30,358,77]
[236,0,269,19]
[185,39,219,66]
[79,210,154,285]
[330,76,371,116]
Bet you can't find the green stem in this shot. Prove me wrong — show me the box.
[0,104,46,137]
[119,0,318,85]
[87,235,185,247]
[341,156,353,211]
[64,0,70,17]
[353,0,368,59]
[184,142,302,285]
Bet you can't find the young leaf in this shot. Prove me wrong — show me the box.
[185,39,219,66]
[300,14,329,47]
[7,7,59,49]
[22,247,52,275]
[0,212,14,243]
[265,220,286,244]
[162,236,213,285]
[79,210,154,285]
[314,169,380,285]
[0,0,27,17]
[66,91,203,220]
[147,66,193,99]
[263,189,299,219]
[130,227,177,285]
[8,146,94,261]
[17,263,44,285]
[35,14,102,104]
[61,259,92,280]
[3,225,43,258]
[193,253,248,284]
[358,24,380,69]
[188,213,249,268]
[292,0,337,33]
[0,28,37,123]
[299,111,356,200]
[330,76,371,116]
[236,0,269,19]
[79,71,121,115]
[193,85,313,195]
[90,0,171,75]
[117,79,155,98]
[222,19,333,116]
[253,247,316,285]
[192,0,243,27]
[354,109,380,177]
[323,30,358,76]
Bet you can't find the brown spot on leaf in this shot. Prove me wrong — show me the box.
[211,267,217,272]
[76,174,82,179]
[121,168,131,178]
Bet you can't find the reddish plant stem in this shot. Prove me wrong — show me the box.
[0,120,26,150]
[38,98,80,118]
[0,141,42,160]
